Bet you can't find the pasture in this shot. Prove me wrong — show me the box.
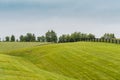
[0,42,120,80]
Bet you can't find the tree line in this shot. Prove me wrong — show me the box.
[0,30,118,44]
[2,30,57,42]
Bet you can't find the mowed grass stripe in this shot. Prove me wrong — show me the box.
[76,44,120,72]
[69,43,120,79]
[0,53,77,80]
[48,46,116,80]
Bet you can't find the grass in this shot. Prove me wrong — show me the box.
[0,42,47,53]
[0,54,75,80]
[1,42,120,80]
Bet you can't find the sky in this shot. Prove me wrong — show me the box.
[0,0,120,39]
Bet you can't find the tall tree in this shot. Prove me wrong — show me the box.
[11,35,15,42]
[20,35,24,42]
[45,30,57,43]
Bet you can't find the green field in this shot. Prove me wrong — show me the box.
[0,42,120,80]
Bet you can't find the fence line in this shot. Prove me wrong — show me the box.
[83,38,120,44]
[59,38,120,44]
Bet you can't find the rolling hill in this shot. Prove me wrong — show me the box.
[1,42,120,80]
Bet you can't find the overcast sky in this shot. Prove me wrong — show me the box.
[0,0,120,39]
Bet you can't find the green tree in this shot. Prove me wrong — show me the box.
[5,36,10,42]
[11,35,15,42]
[59,34,67,43]
[37,36,46,42]
[66,34,70,42]
[46,30,57,43]
[88,34,95,39]
[80,33,88,41]
[25,33,36,42]
[19,33,36,42]
[37,37,41,42]
[32,34,36,42]
[101,33,116,39]
[70,32,81,42]
[20,35,25,42]
[59,32,96,43]
[25,33,32,42]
